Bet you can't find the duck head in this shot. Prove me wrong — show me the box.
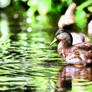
[50,29,73,47]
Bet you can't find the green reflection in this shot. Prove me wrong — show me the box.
[0,9,63,92]
[72,78,92,92]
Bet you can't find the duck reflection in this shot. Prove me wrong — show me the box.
[56,65,92,92]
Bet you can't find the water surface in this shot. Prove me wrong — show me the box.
[0,8,92,92]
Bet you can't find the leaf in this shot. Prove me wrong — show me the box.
[27,0,52,15]
[75,9,87,30]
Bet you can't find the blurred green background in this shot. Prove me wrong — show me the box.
[1,0,92,32]
[0,0,92,92]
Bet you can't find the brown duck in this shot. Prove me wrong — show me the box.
[50,29,92,66]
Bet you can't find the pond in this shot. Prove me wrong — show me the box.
[0,8,92,92]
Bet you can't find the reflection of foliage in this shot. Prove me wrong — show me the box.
[72,78,92,92]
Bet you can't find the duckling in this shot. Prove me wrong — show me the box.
[51,29,92,66]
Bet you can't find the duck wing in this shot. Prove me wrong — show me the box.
[75,42,92,61]
[75,42,92,51]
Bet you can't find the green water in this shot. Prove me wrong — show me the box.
[0,8,92,92]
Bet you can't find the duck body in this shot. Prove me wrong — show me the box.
[56,30,92,66]
[71,32,89,44]
[88,20,92,38]
[58,42,92,65]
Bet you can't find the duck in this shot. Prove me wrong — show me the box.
[50,29,92,66]
[58,3,76,29]
[65,33,89,45]
[69,32,89,45]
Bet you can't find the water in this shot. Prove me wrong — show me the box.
[0,9,92,92]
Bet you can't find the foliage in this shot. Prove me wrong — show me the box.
[26,0,92,33]
[75,0,92,32]
[27,0,52,16]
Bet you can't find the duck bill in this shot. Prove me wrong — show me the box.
[50,38,57,46]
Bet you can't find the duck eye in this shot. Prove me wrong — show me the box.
[55,29,65,37]
[55,32,60,37]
